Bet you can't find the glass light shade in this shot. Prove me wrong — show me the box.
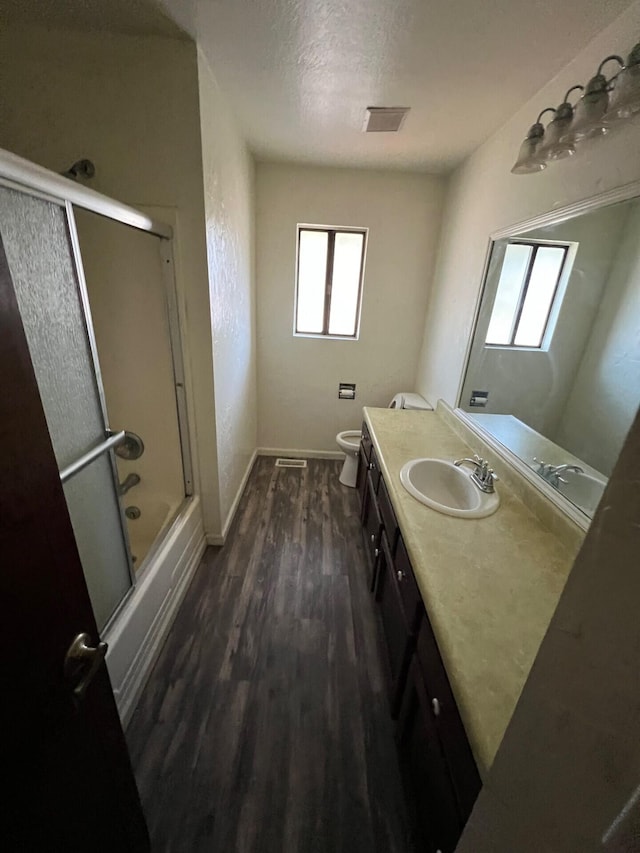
[563,91,609,143]
[604,63,640,124]
[511,135,546,174]
[539,115,575,161]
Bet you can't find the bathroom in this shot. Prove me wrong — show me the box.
[2,1,640,850]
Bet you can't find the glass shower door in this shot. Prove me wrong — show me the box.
[0,186,133,631]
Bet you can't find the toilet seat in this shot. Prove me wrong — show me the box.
[336,430,361,453]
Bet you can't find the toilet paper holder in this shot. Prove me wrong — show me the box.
[338,382,356,400]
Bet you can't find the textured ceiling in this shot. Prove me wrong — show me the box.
[4,0,635,172]
[166,0,634,172]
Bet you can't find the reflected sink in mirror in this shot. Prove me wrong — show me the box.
[399,458,500,518]
[556,470,606,516]
[458,189,640,524]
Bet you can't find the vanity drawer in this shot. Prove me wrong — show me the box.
[394,534,423,635]
[377,475,398,554]
[416,615,481,821]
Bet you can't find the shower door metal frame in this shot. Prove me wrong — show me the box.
[64,201,138,602]
[0,147,196,619]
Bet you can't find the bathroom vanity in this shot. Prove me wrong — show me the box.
[357,404,582,852]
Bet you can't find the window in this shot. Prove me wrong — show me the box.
[294,226,367,338]
[486,241,570,348]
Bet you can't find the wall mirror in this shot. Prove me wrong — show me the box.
[457,186,640,524]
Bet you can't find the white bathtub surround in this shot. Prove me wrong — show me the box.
[105,496,205,726]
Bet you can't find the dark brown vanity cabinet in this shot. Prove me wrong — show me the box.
[375,529,418,717]
[397,616,481,852]
[357,421,481,852]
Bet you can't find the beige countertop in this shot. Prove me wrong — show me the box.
[363,405,582,778]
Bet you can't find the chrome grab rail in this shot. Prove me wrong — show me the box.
[59,430,126,484]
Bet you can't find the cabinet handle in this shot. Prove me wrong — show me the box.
[396,570,404,582]
[370,533,376,542]
[368,461,375,470]
[374,548,380,557]
[432,697,441,717]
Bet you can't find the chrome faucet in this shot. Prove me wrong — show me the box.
[119,472,140,495]
[454,454,498,494]
[533,458,584,487]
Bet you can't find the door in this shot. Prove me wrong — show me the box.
[0,226,149,844]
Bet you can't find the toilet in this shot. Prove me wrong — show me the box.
[336,392,432,487]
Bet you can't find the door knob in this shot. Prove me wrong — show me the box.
[64,632,108,701]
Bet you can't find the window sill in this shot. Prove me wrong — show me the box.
[294,332,360,342]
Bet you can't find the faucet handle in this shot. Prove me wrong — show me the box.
[533,457,547,474]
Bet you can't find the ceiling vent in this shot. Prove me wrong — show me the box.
[363,107,410,133]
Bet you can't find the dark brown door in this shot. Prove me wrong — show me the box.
[0,235,149,850]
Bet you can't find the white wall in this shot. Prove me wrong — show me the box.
[255,163,445,451]
[556,203,640,475]
[197,51,257,534]
[415,1,640,415]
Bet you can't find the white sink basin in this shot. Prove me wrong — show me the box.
[557,470,607,515]
[399,458,500,519]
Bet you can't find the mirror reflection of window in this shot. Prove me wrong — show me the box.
[460,195,640,522]
[485,241,570,348]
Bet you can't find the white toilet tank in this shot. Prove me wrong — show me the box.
[388,392,433,410]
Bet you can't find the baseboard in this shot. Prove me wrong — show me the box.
[204,449,258,548]
[221,448,258,539]
[258,447,344,460]
[204,448,342,549]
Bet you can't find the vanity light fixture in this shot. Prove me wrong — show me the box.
[604,42,640,124]
[562,56,623,143]
[538,86,584,160]
[510,108,556,174]
[512,39,640,175]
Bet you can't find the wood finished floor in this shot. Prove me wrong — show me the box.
[126,457,415,852]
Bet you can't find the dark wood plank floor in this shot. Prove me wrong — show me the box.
[126,457,415,852]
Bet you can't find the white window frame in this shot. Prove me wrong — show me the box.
[293,224,368,340]
[485,238,576,352]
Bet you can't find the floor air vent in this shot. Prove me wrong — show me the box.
[275,458,307,468]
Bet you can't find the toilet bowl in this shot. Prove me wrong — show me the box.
[336,392,433,488]
[336,430,362,487]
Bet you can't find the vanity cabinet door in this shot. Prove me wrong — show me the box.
[416,615,481,822]
[356,442,368,515]
[363,475,383,589]
[368,444,381,493]
[397,657,462,853]
[377,474,399,555]
[394,534,422,634]
[361,420,372,462]
[377,529,416,717]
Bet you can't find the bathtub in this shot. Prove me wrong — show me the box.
[124,495,181,570]
[105,495,206,725]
